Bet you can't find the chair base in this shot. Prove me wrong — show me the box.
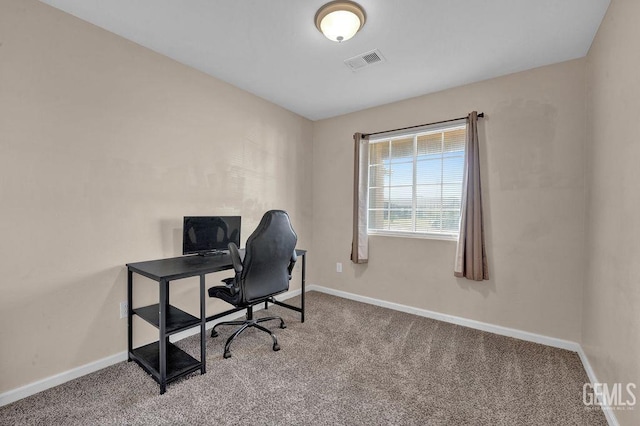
[211,311,286,358]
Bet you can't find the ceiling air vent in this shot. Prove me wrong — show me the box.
[344,49,385,72]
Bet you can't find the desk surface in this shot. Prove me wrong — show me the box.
[127,249,306,282]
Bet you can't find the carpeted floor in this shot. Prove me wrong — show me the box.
[0,291,606,425]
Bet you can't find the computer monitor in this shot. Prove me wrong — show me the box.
[182,216,241,256]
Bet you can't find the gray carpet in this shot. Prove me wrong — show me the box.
[0,291,606,425]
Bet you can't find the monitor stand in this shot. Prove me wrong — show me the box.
[198,250,226,257]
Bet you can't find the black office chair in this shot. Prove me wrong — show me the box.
[208,210,297,358]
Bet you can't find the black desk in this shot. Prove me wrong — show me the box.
[126,249,306,394]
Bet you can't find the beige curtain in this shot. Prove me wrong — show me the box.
[351,133,369,263]
[454,112,488,280]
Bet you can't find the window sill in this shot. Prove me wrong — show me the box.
[368,230,458,242]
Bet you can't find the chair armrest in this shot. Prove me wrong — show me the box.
[220,277,238,296]
[221,277,235,286]
[228,242,243,274]
[287,249,297,279]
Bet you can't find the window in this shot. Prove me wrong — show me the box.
[367,122,466,239]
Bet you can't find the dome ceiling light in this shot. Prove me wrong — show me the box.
[315,1,366,43]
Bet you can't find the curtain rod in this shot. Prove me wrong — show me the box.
[362,112,484,138]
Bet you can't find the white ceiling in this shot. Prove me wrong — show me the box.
[39,0,610,121]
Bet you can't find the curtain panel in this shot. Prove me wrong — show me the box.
[454,111,489,280]
[351,133,369,263]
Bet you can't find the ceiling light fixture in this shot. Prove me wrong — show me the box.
[315,1,366,43]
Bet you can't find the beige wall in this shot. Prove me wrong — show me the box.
[584,0,640,424]
[0,0,313,393]
[312,59,587,342]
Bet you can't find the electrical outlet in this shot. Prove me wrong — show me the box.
[119,301,128,319]
[336,262,343,273]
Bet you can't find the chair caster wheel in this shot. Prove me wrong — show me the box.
[223,351,232,359]
[211,330,218,338]
[273,343,280,352]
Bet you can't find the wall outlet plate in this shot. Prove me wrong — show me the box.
[119,301,128,319]
[336,262,343,273]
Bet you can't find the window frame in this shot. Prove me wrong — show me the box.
[366,120,467,241]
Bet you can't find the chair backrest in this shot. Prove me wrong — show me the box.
[240,210,297,305]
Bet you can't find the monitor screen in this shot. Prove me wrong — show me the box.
[182,216,241,255]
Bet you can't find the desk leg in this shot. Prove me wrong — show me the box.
[301,253,306,323]
[159,279,167,395]
[127,270,133,361]
[200,274,206,374]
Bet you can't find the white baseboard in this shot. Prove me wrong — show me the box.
[0,288,302,407]
[307,284,617,426]
[577,346,620,426]
[0,351,129,408]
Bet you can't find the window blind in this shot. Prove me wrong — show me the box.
[367,124,466,238]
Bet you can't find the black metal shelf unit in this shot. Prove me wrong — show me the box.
[127,255,234,394]
[130,341,200,384]
[130,304,203,388]
[130,304,202,384]
[134,304,200,334]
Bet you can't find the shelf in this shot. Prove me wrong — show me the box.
[130,341,200,384]
[133,304,201,335]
